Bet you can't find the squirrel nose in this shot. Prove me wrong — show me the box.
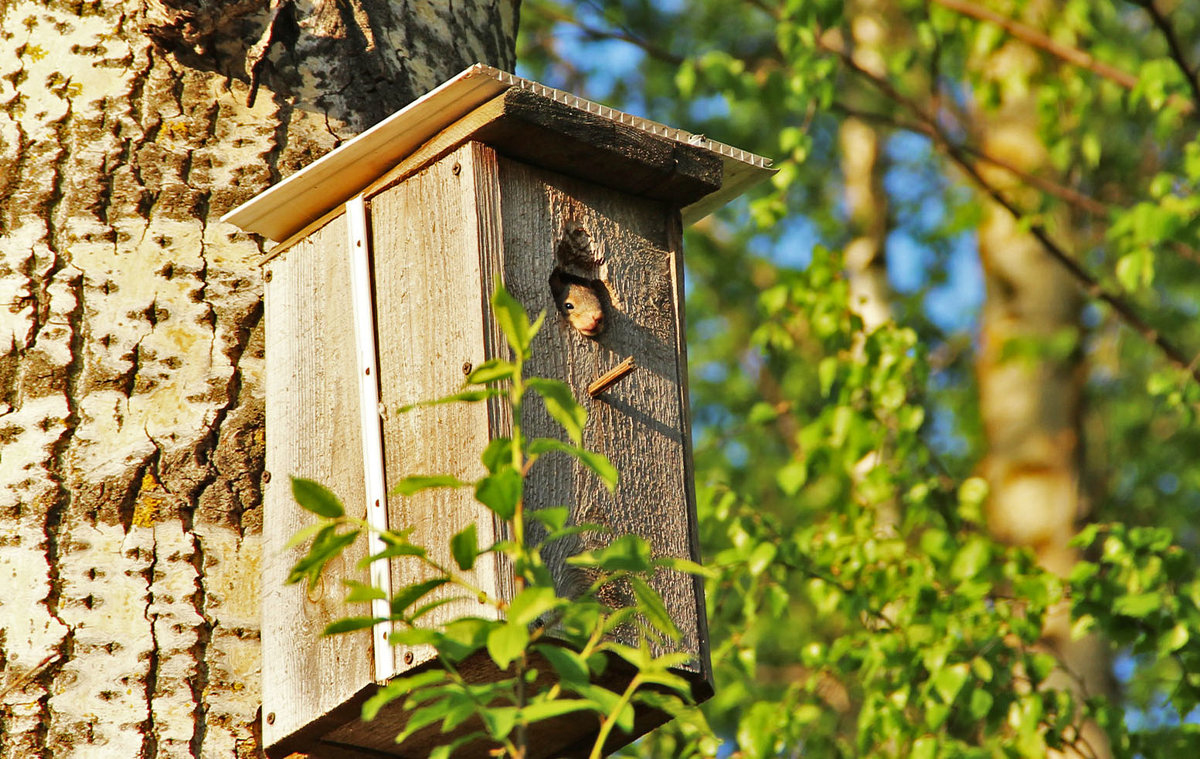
[573,314,603,335]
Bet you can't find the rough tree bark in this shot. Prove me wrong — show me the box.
[0,2,517,756]
[972,8,1112,758]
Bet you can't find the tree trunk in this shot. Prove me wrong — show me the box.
[0,2,516,756]
[841,0,892,336]
[972,15,1112,758]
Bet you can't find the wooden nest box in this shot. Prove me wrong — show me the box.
[223,65,772,758]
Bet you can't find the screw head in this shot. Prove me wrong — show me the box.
[452,163,462,176]
[462,361,472,375]
[404,651,415,665]
[262,471,271,483]
[266,712,275,725]
[264,270,273,282]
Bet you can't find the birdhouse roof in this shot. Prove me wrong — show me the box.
[222,65,774,243]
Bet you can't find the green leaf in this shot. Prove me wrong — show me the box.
[508,586,562,626]
[950,537,991,581]
[465,358,515,385]
[438,617,495,662]
[287,525,360,589]
[528,438,618,490]
[747,542,776,577]
[480,705,519,740]
[521,698,599,724]
[392,474,467,497]
[653,556,717,579]
[530,506,570,533]
[486,622,529,669]
[776,459,807,495]
[911,735,937,759]
[932,662,970,704]
[285,522,330,550]
[1163,623,1190,653]
[428,732,488,759]
[323,616,384,636]
[388,627,439,647]
[818,356,838,396]
[629,575,681,641]
[358,539,426,568]
[397,388,504,413]
[475,468,522,520]
[747,401,780,424]
[969,688,994,720]
[491,281,542,359]
[737,701,778,758]
[568,534,654,573]
[291,477,344,518]
[342,580,387,603]
[533,643,591,686]
[527,378,587,445]
[361,670,448,720]
[1113,592,1163,618]
[1116,248,1155,292]
[396,701,457,744]
[450,524,479,571]
[391,578,450,618]
[481,437,513,474]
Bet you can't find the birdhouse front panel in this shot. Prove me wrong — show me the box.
[496,156,708,675]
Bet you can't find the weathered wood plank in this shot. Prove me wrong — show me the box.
[261,213,376,751]
[370,141,508,664]
[496,156,708,676]
[666,211,714,692]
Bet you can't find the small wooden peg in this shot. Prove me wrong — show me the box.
[587,356,636,397]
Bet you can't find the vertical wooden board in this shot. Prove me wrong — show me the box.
[261,213,375,748]
[370,142,507,675]
[497,157,706,671]
[666,213,713,686]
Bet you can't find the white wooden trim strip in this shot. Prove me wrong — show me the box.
[346,194,396,684]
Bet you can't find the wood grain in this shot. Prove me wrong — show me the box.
[497,156,708,675]
[261,212,376,751]
[370,140,508,664]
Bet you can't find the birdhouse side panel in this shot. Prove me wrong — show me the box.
[496,157,706,673]
[261,213,377,747]
[369,142,510,680]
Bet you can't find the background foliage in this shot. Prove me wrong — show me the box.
[509,1,1200,756]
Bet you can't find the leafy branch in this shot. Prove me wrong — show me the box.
[285,282,709,758]
[818,33,1200,384]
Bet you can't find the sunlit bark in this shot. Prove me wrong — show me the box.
[0,2,516,756]
[973,9,1112,757]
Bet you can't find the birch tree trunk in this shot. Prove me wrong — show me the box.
[0,2,516,756]
[841,0,892,336]
[972,12,1112,758]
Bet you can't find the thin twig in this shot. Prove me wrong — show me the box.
[835,102,1110,216]
[1139,0,1200,113]
[826,39,1200,384]
[933,0,1195,113]
[934,0,1134,88]
[541,3,684,65]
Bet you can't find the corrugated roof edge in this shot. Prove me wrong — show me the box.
[222,64,773,242]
